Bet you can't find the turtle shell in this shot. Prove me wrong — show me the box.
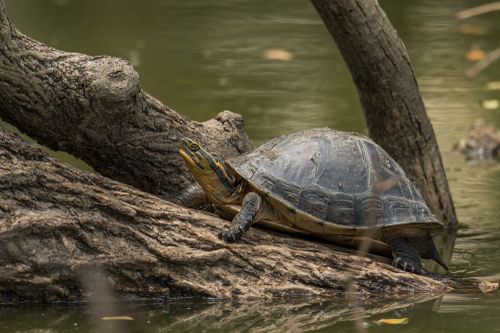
[227,128,442,237]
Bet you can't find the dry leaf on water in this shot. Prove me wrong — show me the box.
[466,49,486,61]
[374,318,409,325]
[458,24,489,36]
[101,316,134,321]
[264,49,293,61]
[481,99,499,110]
[485,81,500,91]
[478,280,499,294]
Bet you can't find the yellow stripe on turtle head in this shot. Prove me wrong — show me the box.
[179,138,211,171]
[179,137,235,191]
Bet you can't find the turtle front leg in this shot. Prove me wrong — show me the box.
[218,192,263,242]
[388,236,423,274]
[177,183,208,208]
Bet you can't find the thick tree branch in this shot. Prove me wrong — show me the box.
[0,127,456,303]
[311,0,458,228]
[0,0,253,201]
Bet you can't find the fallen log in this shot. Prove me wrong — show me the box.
[0,127,454,303]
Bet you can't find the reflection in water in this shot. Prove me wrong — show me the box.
[1,293,499,333]
[0,295,441,333]
[2,0,500,332]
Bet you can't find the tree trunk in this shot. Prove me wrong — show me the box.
[0,127,455,303]
[0,0,253,201]
[310,0,458,228]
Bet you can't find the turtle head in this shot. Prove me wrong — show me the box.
[179,138,236,202]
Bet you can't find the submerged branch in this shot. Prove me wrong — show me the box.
[456,2,500,20]
[465,47,500,79]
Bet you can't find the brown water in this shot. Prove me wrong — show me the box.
[1,0,500,332]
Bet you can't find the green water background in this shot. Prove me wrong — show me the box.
[1,0,500,332]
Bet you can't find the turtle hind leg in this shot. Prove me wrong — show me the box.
[415,233,449,271]
[388,236,423,274]
[218,192,263,242]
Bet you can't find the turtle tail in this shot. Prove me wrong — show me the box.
[430,250,449,271]
[416,233,449,271]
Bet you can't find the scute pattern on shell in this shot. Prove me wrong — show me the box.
[228,128,441,229]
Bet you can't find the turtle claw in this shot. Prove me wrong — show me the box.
[218,229,234,242]
[393,257,402,268]
[392,257,421,274]
[218,227,242,243]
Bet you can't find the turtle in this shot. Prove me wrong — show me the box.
[178,128,448,274]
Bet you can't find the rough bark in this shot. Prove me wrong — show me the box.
[0,127,454,303]
[0,0,253,201]
[310,0,458,228]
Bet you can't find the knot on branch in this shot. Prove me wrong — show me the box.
[0,2,15,45]
[86,58,141,122]
[211,110,254,153]
[216,110,246,131]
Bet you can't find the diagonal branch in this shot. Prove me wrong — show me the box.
[456,2,500,20]
[465,47,500,79]
[0,0,253,201]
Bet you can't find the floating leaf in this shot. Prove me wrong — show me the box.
[458,24,488,36]
[481,99,499,110]
[478,280,499,294]
[101,316,134,321]
[264,49,293,61]
[374,318,409,325]
[466,49,486,61]
[485,81,500,91]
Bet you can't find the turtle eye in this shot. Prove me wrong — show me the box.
[189,143,200,151]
